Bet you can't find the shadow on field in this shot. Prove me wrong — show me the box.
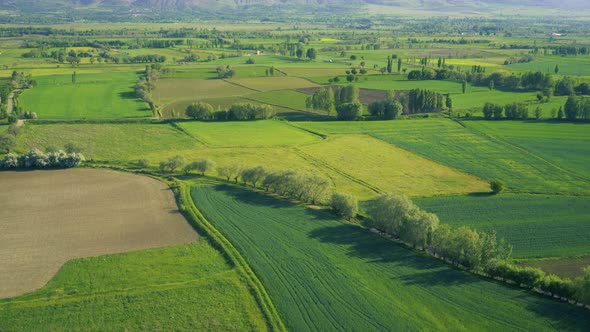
[119,91,137,99]
[519,294,590,331]
[468,191,495,197]
[213,184,297,209]
[308,224,480,286]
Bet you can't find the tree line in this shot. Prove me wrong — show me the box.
[185,102,276,121]
[363,191,590,306]
[0,148,84,169]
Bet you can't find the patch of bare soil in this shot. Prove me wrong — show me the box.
[0,169,198,298]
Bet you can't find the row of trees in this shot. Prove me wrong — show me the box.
[0,148,84,169]
[365,192,512,268]
[368,91,403,120]
[482,102,529,120]
[185,102,276,121]
[564,96,590,120]
[305,85,360,115]
[407,89,447,114]
[134,65,160,112]
[159,156,332,205]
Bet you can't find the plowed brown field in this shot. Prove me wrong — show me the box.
[0,169,198,298]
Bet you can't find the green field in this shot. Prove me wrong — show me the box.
[245,90,310,111]
[508,56,590,76]
[191,184,590,331]
[0,242,269,331]
[18,72,150,119]
[294,119,590,195]
[229,76,318,92]
[415,194,590,259]
[464,120,590,179]
[14,122,200,161]
[177,120,321,147]
[298,134,487,197]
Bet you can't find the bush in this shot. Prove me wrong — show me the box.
[330,192,358,220]
[137,159,150,168]
[186,102,214,120]
[0,149,84,169]
[490,179,505,194]
[336,102,363,121]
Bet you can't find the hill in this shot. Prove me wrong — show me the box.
[0,0,588,21]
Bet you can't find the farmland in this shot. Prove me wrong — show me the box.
[0,242,269,331]
[1,7,590,330]
[415,194,590,260]
[295,119,590,195]
[0,169,199,298]
[18,72,150,119]
[191,183,590,331]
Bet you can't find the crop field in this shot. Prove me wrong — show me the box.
[464,120,590,179]
[18,72,150,119]
[245,90,310,111]
[155,78,254,106]
[526,257,590,279]
[298,134,487,197]
[452,90,539,112]
[507,56,590,76]
[0,242,268,331]
[0,169,198,298]
[229,76,318,91]
[191,184,590,331]
[294,119,590,195]
[336,79,488,94]
[14,122,200,162]
[177,120,321,147]
[415,194,590,260]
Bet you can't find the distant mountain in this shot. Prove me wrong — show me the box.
[0,0,587,22]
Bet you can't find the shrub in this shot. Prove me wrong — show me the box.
[331,192,359,220]
[490,179,505,194]
[186,102,214,120]
[335,102,363,121]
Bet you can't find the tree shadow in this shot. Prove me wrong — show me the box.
[517,293,590,331]
[468,191,495,197]
[119,91,137,99]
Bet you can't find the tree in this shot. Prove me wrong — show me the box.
[365,192,416,236]
[564,95,580,120]
[557,106,564,120]
[185,102,214,120]
[490,179,505,194]
[488,80,494,91]
[160,155,185,173]
[306,48,317,61]
[0,133,16,153]
[397,58,402,73]
[554,64,559,74]
[311,87,335,115]
[330,192,358,220]
[555,77,575,96]
[300,174,331,204]
[451,226,482,269]
[445,94,453,111]
[534,106,542,120]
[401,210,439,249]
[241,165,268,188]
[386,56,392,74]
[192,158,216,176]
[335,102,363,121]
[72,71,76,84]
[462,80,467,94]
[218,164,241,182]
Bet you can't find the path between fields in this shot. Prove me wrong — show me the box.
[6,91,16,115]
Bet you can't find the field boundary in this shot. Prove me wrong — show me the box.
[292,147,382,194]
[174,181,286,332]
[223,79,262,92]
